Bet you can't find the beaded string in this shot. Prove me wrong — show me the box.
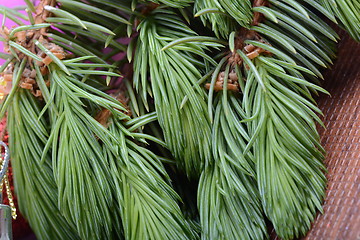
[0,141,17,219]
[2,173,17,219]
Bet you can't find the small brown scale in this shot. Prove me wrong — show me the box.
[95,90,132,128]
[205,0,271,93]
[1,0,131,128]
[0,0,64,98]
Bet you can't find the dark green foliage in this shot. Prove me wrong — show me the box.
[148,0,193,8]
[1,0,360,240]
[194,0,242,38]
[240,3,336,237]
[105,117,197,240]
[309,0,360,41]
[43,67,124,239]
[133,9,213,177]
[242,56,327,239]
[199,91,267,240]
[8,88,79,239]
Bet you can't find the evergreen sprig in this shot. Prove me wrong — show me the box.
[42,67,126,239]
[1,0,360,239]
[242,55,327,239]
[106,116,197,240]
[1,1,193,239]
[196,2,337,238]
[199,92,267,240]
[194,0,239,38]
[312,0,360,41]
[7,88,79,239]
[133,8,213,177]
[148,0,193,8]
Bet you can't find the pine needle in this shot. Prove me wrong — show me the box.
[133,9,212,177]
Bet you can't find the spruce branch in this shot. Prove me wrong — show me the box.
[147,0,193,8]
[242,56,327,239]
[218,0,254,27]
[42,67,127,239]
[1,1,194,239]
[194,0,259,37]
[186,1,338,239]
[133,8,213,177]
[194,0,237,38]
[7,89,79,239]
[105,116,197,240]
[253,0,338,76]
[313,0,360,41]
[199,92,267,240]
[1,0,359,239]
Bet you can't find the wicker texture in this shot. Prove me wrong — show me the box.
[301,31,360,240]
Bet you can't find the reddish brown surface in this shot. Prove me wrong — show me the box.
[302,31,360,240]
